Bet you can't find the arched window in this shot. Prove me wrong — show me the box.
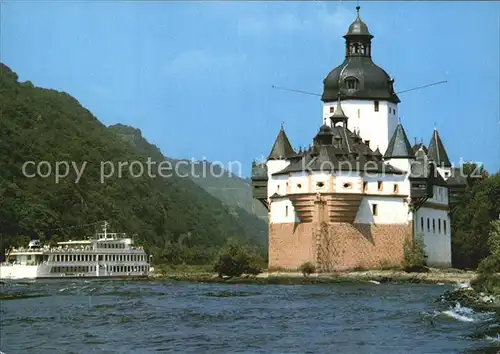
[345,77,359,90]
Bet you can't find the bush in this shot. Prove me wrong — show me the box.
[299,262,316,277]
[213,244,262,278]
[403,233,427,273]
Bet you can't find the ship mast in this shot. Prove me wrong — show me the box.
[103,220,108,239]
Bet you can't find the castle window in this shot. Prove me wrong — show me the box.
[378,181,383,191]
[433,219,436,234]
[438,219,442,234]
[297,183,302,189]
[372,204,378,216]
[421,217,424,231]
[316,182,324,188]
[444,220,447,234]
[374,101,379,112]
[389,107,392,114]
[345,77,359,90]
[285,206,288,217]
[393,184,399,193]
[427,218,430,232]
[357,109,360,118]
[363,181,368,192]
[343,182,352,189]
[330,106,334,113]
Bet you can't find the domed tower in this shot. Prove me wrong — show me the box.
[321,6,400,155]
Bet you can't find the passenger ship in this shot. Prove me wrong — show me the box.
[0,221,150,279]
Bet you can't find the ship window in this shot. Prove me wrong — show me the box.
[438,219,442,234]
[374,101,379,112]
[427,218,430,232]
[372,204,378,216]
[433,219,436,234]
[444,220,447,234]
[330,106,334,113]
[421,217,424,231]
[357,109,360,118]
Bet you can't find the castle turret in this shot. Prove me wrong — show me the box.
[266,123,296,198]
[427,128,452,179]
[321,6,399,155]
[384,123,414,172]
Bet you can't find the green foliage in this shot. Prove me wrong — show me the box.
[451,173,500,269]
[0,63,265,263]
[477,220,500,274]
[403,233,427,272]
[299,262,316,277]
[213,243,263,278]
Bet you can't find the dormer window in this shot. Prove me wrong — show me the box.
[345,77,359,90]
[330,106,334,113]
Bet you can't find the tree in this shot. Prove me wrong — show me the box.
[299,262,316,277]
[213,243,262,278]
[451,173,500,269]
[403,233,427,272]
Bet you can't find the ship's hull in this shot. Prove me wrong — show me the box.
[0,264,149,280]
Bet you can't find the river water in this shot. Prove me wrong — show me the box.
[0,280,499,354]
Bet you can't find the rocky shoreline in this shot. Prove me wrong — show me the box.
[148,268,477,285]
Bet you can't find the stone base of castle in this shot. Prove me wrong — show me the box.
[269,222,413,271]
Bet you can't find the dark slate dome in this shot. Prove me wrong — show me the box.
[322,59,399,103]
[344,6,373,38]
[321,6,400,104]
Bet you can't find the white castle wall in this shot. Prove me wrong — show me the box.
[322,99,398,155]
[269,198,299,224]
[415,206,451,267]
[266,160,290,197]
[355,196,410,224]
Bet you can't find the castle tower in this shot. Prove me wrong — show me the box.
[427,128,452,179]
[266,123,296,198]
[384,123,415,172]
[321,6,400,155]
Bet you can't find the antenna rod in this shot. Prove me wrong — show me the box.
[271,85,320,97]
[270,80,448,97]
[396,80,447,94]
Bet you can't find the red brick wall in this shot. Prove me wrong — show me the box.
[269,222,412,271]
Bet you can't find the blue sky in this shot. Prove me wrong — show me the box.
[2,1,499,177]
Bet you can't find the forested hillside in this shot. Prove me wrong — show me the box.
[0,63,265,264]
[109,123,268,221]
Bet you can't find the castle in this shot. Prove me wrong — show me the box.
[251,6,467,271]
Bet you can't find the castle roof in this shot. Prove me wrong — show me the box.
[427,128,451,167]
[322,6,400,103]
[344,6,373,38]
[384,123,414,159]
[412,143,428,154]
[267,124,296,160]
[273,124,403,176]
[446,167,468,186]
